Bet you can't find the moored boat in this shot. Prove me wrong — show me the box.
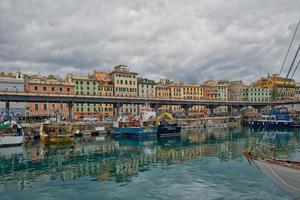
[39,123,74,144]
[0,116,24,148]
[113,115,157,139]
[247,107,293,130]
[156,112,181,137]
[244,149,300,199]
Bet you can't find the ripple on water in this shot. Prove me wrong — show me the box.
[0,128,298,200]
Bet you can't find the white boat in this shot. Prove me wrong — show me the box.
[0,135,24,147]
[91,126,107,136]
[0,112,25,147]
[244,149,300,199]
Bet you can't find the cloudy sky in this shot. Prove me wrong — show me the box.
[0,0,300,83]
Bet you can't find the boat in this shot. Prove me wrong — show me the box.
[0,112,25,147]
[113,115,158,140]
[91,126,107,136]
[39,123,74,144]
[156,112,181,137]
[247,107,293,130]
[291,114,300,128]
[244,149,300,199]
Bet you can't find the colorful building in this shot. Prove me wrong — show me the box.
[110,65,138,116]
[294,83,300,101]
[254,74,295,101]
[242,86,272,102]
[137,78,156,98]
[0,71,26,118]
[94,70,114,118]
[25,74,74,119]
[203,80,218,100]
[229,81,247,101]
[66,74,98,120]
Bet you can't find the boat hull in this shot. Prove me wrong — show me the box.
[247,120,292,130]
[253,159,300,199]
[40,133,74,144]
[113,126,158,139]
[0,135,24,148]
[157,124,181,138]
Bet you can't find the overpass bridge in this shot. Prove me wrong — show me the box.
[0,92,299,120]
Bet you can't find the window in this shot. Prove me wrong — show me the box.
[59,87,62,92]
[51,86,55,92]
[43,86,46,91]
[67,87,70,92]
[43,104,47,110]
[34,86,38,91]
[34,104,38,110]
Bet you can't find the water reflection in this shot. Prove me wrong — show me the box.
[0,127,299,195]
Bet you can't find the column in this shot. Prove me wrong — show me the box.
[67,102,73,122]
[5,100,10,115]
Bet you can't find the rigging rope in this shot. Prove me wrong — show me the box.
[279,20,300,75]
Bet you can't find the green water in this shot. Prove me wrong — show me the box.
[0,127,299,200]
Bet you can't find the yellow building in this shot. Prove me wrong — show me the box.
[254,74,295,100]
[94,70,114,118]
[156,82,206,117]
[156,85,171,99]
[182,84,205,117]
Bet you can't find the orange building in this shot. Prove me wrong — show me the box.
[25,75,74,119]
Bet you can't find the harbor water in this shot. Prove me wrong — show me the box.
[1,127,299,200]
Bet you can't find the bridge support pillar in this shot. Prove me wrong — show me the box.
[208,106,215,117]
[114,103,123,119]
[67,102,73,122]
[228,106,232,115]
[236,106,241,115]
[5,100,9,115]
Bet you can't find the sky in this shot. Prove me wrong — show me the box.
[0,0,300,84]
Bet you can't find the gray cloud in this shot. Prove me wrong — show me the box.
[0,0,300,83]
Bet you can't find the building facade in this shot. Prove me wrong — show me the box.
[137,78,156,98]
[0,71,26,118]
[294,83,300,101]
[242,86,272,102]
[25,74,74,119]
[254,74,295,101]
[94,70,114,118]
[229,81,246,101]
[67,74,99,120]
[110,65,138,116]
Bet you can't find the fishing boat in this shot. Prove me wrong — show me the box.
[113,115,157,139]
[156,112,181,137]
[0,112,24,147]
[247,107,293,130]
[91,126,107,136]
[39,123,74,144]
[244,149,300,199]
